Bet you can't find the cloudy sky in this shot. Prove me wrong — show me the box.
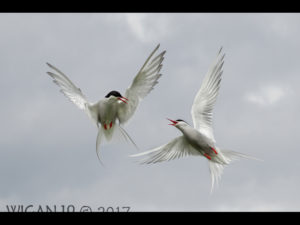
[0,13,300,212]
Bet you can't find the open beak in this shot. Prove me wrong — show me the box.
[118,97,128,104]
[167,118,177,126]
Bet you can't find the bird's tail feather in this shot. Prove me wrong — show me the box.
[118,125,139,151]
[95,124,139,165]
[209,149,262,193]
[208,160,226,193]
[96,126,105,167]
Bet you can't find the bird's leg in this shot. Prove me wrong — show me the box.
[103,122,113,130]
[204,153,211,160]
[211,147,218,155]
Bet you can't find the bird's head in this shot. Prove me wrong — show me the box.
[167,118,189,129]
[105,90,128,104]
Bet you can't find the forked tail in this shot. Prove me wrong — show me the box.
[209,149,262,193]
[95,124,139,166]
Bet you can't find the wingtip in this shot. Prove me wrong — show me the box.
[46,62,54,69]
[153,43,161,52]
[156,44,167,55]
[46,71,53,77]
[218,46,223,54]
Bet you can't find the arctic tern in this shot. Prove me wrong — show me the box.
[46,44,166,163]
[131,47,261,192]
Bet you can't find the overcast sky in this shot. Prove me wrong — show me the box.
[0,13,300,212]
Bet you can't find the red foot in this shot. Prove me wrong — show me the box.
[211,147,218,155]
[104,124,107,130]
[110,121,113,128]
[204,153,211,160]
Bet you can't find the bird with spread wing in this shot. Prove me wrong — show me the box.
[131,47,261,192]
[46,44,166,164]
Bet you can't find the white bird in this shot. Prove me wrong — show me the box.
[46,44,166,163]
[131,47,261,192]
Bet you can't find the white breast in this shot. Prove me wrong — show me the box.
[97,98,118,124]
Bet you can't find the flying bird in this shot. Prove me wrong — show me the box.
[131,47,261,192]
[46,44,166,163]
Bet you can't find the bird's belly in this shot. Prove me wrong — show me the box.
[98,101,118,124]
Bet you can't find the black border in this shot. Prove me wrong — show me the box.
[2,1,300,13]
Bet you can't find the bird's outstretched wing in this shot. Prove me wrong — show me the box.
[46,63,89,110]
[118,44,166,124]
[190,47,225,143]
[130,136,200,164]
[46,63,97,125]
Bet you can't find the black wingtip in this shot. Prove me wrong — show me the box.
[46,62,53,68]
[46,71,53,77]
[154,43,160,51]
[218,46,223,54]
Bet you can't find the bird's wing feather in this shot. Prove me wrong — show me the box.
[118,44,166,124]
[130,136,200,164]
[46,63,95,121]
[190,47,225,143]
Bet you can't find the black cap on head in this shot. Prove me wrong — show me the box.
[105,90,122,98]
[176,119,189,124]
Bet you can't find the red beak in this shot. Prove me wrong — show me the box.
[167,118,178,126]
[118,97,128,104]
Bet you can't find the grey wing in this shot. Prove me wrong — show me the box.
[130,136,200,164]
[190,47,225,143]
[46,63,97,125]
[118,44,166,124]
